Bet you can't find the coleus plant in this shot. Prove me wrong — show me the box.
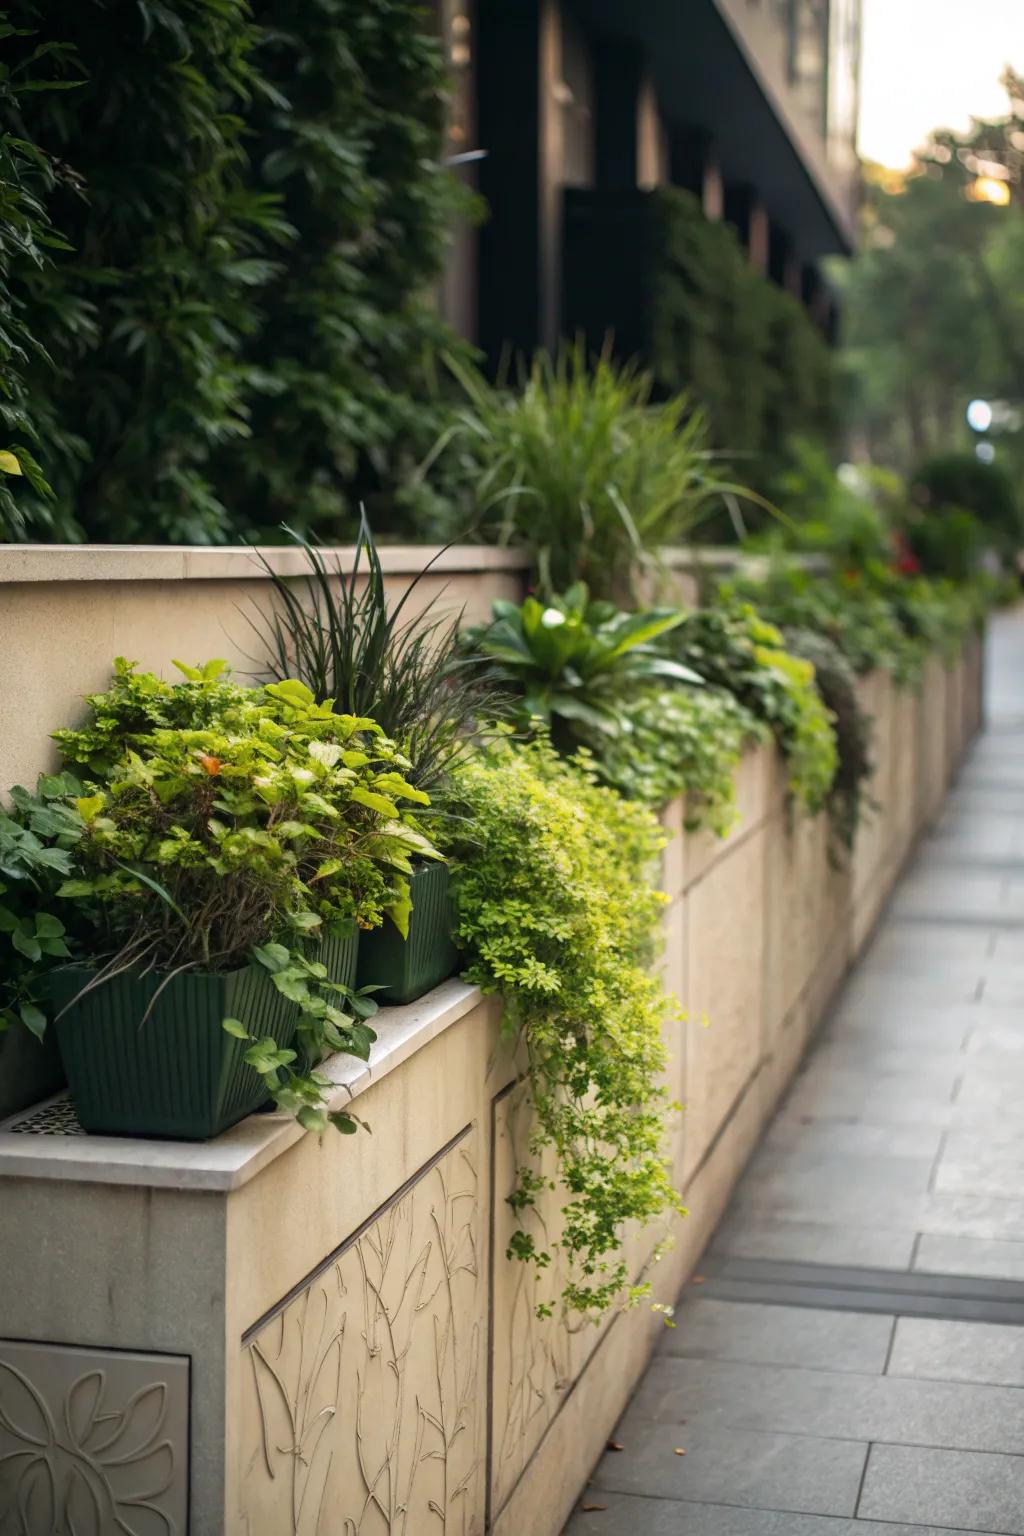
[36,663,442,1134]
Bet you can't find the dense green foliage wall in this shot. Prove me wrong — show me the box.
[649,188,836,496]
[0,0,461,544]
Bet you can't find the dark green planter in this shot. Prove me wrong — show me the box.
[316,930,359,990]
[53,964,299,1140]
[0,1021,65,1123]
[356,862,459,1006]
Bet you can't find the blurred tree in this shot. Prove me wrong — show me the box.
[836,69,1024,472]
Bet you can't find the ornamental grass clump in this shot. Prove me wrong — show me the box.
[249,516,503,804]
[443,733,684,1319]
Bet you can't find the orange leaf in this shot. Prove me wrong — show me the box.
[199,755,222,776]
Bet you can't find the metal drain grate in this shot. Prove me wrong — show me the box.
[698,1255,1024,1327]
[7,1097,86,1137]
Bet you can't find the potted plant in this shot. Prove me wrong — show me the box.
[250,516,496,1004]
[42,668,439,1138]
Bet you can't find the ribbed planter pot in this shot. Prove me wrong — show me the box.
[53,964,299,1140]
[317,930,359,990]
[356,862,459,1006]
[0,1022,65,1123]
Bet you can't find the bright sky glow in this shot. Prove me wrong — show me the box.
[859,0,1024,168]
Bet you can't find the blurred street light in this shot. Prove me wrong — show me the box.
[966,398,994,432]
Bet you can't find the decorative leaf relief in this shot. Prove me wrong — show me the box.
[0,1347,186,1536]
[240,1131,483,1535]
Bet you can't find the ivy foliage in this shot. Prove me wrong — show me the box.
[665,603,838,814]
[648,188,836,509]
[2,0,279,543]
[207,0,470,537]
[2,0,462,543]
[443,733,683,1319]
[0,11,87,540]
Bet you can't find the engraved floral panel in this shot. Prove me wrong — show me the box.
[239,1129,482,1536]
[0,1338,189,1536]
[489,1087,611,1518]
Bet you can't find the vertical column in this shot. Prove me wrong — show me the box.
[592,33,645,189]
[476,0,546,365]
[725,182,770,271]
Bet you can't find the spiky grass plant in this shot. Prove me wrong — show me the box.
[423,343,765,601]
[248,514,504,803]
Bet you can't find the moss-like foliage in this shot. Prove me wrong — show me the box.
[649,188,836,508]
[444,734,683,1319]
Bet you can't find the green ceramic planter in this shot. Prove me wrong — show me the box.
[0,1021,65,1123]
[317,930,359,990]
[53,964,299,1140]
[356,862,459,1007]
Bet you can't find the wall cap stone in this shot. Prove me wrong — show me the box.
[0,543,531,584]
[0,977,485,1193]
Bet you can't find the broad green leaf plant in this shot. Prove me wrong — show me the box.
[0,775,83,1040]
[465,585,699,752]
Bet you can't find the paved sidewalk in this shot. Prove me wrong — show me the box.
[567,609,1024,1536]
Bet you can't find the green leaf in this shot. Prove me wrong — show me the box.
[19,1003,46,1042]
[11,929,41,962]
[251,942,291,974]
[349,786,398,817]
[312,858,345,882]
[221,1017,251,1039]
[74,795,105,824]
[384,878,413,940]
[0,450,23,476]
[298,1106,329,1134]
[329,1111,359,1135]
[33,912,65,939]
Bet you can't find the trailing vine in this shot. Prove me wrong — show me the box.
[443,733,683,1319]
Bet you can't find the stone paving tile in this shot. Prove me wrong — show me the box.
[710,1216,916,1270]
[665,1299,893,1374]
[867,921,998,957]
[626,1358,1024,1455]
[858,1443,1024,1534]
[589,1422,866,1517]
[760,1118,944,1160]
[774,1073,959,1128]
[835,970,984,1006]
[564,1494,985,1536]
[914,1233,1024,1282]
[804,1042,968,1076]
[916,1190,1024,1243]
[817,1013,972,1051]
[888,1317,1024,1388]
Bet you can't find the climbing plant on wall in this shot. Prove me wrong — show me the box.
[2,0,465,544]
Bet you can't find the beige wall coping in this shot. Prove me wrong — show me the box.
[0,543,531,584]
[0,977,484,1193]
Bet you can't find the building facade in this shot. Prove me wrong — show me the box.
[436,0,861,359]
